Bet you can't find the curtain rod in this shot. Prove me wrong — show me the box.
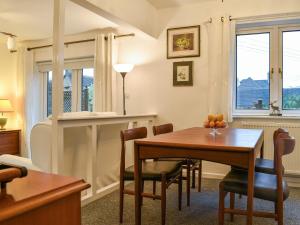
[229,12,300,22]
[27,33,135,51]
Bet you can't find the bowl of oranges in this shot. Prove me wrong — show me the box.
[203,114,226,136]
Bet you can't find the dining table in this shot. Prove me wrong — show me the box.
[134,127,264,225]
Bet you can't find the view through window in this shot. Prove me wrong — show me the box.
[235,25,300,113]
[236,33,270,110]
[46,68,94,116]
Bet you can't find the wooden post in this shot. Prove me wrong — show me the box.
[51,0,65,174]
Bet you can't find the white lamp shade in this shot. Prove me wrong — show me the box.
[7,36,16,50]
[113,64,134,73]
[0,99,13,112]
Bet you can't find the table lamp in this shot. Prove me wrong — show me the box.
[113,64,134,115]
[0,99,13,130]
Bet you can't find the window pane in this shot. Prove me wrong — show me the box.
[236,33,270,110]
[47,70,73,116]
[282,30,300,110]
[81,68,94,111]
[47,71,52,116]
[64,69,72,112]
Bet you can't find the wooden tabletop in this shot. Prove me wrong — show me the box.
[0,170,90,222]
[135,127,264,151]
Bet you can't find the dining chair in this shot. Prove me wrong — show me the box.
[255,128,288,174]
[152,123,202,206]
[237,128,289,199]
[219,132,295,225]
[119,127,183,225]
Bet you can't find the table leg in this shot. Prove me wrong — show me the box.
[134,143,142,225]
[247,152,255,225]
[260,140,264,159]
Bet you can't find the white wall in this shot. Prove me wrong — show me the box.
[117,0,300,178]
[0,44,18,128]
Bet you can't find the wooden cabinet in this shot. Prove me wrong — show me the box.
[0,130,20,155]
[0,170,90,225]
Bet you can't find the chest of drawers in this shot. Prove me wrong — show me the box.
[0,129,20,155]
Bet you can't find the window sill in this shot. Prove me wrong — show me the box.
[233,114,300,120]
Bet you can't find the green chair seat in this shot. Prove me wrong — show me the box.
[124,161,182,181]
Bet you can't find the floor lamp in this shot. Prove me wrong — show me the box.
[113,64,134,115]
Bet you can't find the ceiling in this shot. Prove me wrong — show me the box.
[0,0,117,41]
[147,0,217,9]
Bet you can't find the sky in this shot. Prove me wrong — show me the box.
[237,31,300,88]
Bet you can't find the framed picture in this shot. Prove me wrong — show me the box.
[173,61,193,86]
[167,25,200,59]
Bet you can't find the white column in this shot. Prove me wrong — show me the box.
[51,0,65,174]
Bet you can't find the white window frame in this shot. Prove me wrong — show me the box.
[233,23,300,117]
[278,24,300,115]
[38,58,94,118]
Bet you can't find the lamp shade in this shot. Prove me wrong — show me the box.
[7,36,16,50]
[113,64,134,73]
[0,99,13,112]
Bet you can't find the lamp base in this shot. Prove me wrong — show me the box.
[0,118,8,130]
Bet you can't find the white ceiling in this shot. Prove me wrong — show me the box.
[0,0,118,41]
[147,0,216,9]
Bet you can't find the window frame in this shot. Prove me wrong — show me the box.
[233,26,274,116]
[38,58,94,118]
[278,24,300,115]
[233,23,300,117]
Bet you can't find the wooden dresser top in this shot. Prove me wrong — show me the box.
[0,170,90,222]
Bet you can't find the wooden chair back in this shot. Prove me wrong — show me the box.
[273,128,289,168]
[273,128,288,149]
[274,133,295,198]
[153,123,173,136]
[120,127,147,179]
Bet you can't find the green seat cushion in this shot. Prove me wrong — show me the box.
[124,161,182,181]
[222,169,289,202]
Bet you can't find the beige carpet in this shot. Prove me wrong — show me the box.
[82,179,300,225]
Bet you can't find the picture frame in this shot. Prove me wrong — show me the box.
[167,25,200,59]
[173,61,193,86]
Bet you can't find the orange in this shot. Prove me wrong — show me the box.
[203,120,210,128]
[209,121,215,128]
[216,114,224,122]
[219,121,225,128]
[208,114,216,122]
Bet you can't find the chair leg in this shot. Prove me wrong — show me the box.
[161,174,167,225]
[187,160,191,207]
[153,181,156,200]
[192,167,196,188]
[219,182,226,225]
[277,200,284,225]
[119,179,124,223]
[178,170,182,211]
[141,180,144,205]
[230,192,235,222]
[198,160,202,192]
[275,202,278,221]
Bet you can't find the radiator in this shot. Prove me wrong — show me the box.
[241,121,300,176]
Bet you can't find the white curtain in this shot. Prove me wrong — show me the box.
[221,16,236,122]
[206,16,236,122]
[206,17,223,115]
[16,47,43,157]
[94,33,118,112]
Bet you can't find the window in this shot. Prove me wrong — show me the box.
[81,68,94,112]
[45,67,94,117]
[282,30,300,110]
[234,23,300,115]
[236,33,270,110]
